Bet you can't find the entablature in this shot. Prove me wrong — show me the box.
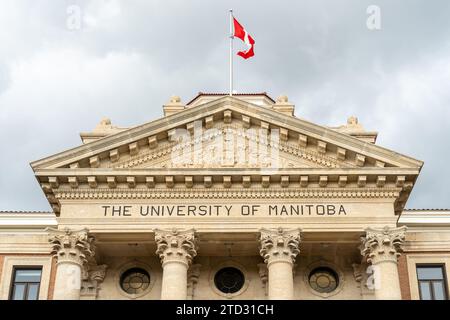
[35,167,416,215]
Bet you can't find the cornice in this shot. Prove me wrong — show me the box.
[398,211,450,227]
[54,187,402,201]
[0,212,57,228]
[34,167,420,177]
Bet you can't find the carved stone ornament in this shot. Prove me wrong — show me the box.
[108,121,345,170]
[47,227,95,266]
[155,229,198,267]
[54,188,402,202]
[360,226,407,265]
[87,264,108,282]
[259,228,301,266]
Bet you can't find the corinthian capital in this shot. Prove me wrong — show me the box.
[360,226,407,264]
[47,227,95,266]
[259,228,301,266]
[155,229,198,267]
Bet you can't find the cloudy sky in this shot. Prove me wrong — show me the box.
[0,0,449,211]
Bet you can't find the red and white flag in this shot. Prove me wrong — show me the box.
[233,17,255,59]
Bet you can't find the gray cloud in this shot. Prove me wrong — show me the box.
[0,0,449,210]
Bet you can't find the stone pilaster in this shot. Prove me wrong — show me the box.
[155,229,198,300]
[259,228,301,300]
[80,264,108,300]
[47,228,95,300]
[187,264,201,300]
[352,261,375,300]
[257,263,268,297]
[360,226,407,300]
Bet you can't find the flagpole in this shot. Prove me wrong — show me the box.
[229,9,233,96]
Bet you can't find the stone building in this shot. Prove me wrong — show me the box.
[0,93,449,300]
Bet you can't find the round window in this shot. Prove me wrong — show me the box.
[120,268,150,295]
[214,267,245,294]
[308,267,339,294]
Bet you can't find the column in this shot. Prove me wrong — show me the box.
[259,228,301,300]
[155,229,198,300]
[47,228,95,300]
[360,226,407,300]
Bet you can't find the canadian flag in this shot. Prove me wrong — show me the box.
[233,17,255,59]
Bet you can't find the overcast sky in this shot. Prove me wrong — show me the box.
[1,0,449,211]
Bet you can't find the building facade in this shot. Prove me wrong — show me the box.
[0,93,449,300]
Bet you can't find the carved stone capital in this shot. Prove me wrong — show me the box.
[155,229,198,267]
[360,226,407,265]
[47,227,95,267]
[88,264,108,282]
[259,228,301,266]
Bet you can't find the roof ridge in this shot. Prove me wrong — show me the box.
[187,92,275,105]
[0,210,53,214]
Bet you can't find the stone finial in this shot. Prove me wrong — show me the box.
[259,228,301,266]
[347,116,358,125]
[272,95,295,116]
[80,116,125,144]
[169,95,182,104]
[155,229,198,267]
[332,116,378,143]
[99,117,111,126]
[276,95,289,104]
[93,118,114,132]
[47,227,95,266]
[360,226,407,265]
[163,95,185,116]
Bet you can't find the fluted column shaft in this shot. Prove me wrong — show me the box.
[360,226,407,300]
[259,228,301,300]
[155,229,197,300]
[47,228,95,300]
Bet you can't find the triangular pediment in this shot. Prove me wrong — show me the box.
[31,95,422,171]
